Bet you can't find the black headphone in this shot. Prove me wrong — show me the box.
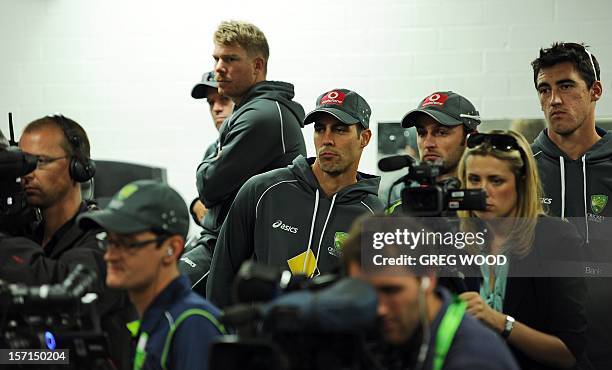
[48,114,96,183]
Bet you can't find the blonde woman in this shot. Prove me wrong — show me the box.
[458,130,589,370]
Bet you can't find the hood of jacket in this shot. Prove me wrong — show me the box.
[237,80,305,127]
[532,127,612,163]
[288,155,381,204]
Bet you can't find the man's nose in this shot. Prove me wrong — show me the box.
[321,129,334,145]
[422,133,436,148]
[550,88,562,106]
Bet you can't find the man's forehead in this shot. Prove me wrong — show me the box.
[19,126,64,149]
[536,62,581,84]
[213,42,246,55]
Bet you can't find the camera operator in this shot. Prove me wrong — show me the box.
[0,116,134,369]
[79,180,225,370]
[207,88,384,308]
[343,216,519,370]
[387,91,481,214]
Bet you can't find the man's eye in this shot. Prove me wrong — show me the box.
[538,87,550,94]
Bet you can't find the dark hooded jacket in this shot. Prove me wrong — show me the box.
[206,156,384,307]
[196,81,307,240]
[532,127,612,370]
[181,81,307,293]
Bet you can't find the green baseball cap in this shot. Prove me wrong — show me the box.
[78,180,189,239]
[401,91,481,130]
[303,88,372,129]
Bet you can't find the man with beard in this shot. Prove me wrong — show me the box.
[386,91,481,215]
[207,89,384,307]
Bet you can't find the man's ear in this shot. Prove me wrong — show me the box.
[253,56,265,76]
[591,80,603,102]
[360,128,372,148]
[163,235,184,264]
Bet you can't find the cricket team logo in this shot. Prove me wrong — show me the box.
[591,195,608,215]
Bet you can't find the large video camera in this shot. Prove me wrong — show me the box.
[0,114,39,236]
[379,154,486,216]
[209,261,380,370]
[0,264,114,370]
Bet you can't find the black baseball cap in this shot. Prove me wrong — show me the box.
[191,71,217,99]
[78,180,190,239]
[303,89,372,129]
[401,91,481,130]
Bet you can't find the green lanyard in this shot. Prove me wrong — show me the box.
[432,298,467,370]
[133,331,148,370]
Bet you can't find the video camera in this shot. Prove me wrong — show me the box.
[209,261,380,370]
[0,264,114,370]
[0,113,39,236]
[379,154,486,216]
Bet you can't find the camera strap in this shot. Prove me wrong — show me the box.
[432,297,467,370]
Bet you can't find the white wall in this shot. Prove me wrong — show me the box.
[2,0,611,232]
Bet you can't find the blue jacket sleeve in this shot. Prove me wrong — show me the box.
[196,103,284,208]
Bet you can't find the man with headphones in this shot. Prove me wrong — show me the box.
[0,115,134,369]
[79,180,225,370]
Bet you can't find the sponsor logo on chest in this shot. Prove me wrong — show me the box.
[272,219,299,234]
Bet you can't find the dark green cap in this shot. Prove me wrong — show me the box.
[191,71,217,99]
[78,180,189,239]
[401,91,481,131]
[303,88,372,128]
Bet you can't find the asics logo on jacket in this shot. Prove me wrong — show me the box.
[272,220,299,234]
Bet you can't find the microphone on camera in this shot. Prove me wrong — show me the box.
[378,154,416,172]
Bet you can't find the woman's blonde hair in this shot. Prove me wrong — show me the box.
[458,130,544,257]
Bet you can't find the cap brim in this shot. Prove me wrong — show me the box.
[401,109,462,128]
[303,108,361,126]
[78,209,151,234]
[191,83,217,99]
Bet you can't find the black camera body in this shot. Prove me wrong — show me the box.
[379,155,486,216]
[1,123,39,236]
[0,265,114,370]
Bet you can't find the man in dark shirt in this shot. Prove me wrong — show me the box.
[0,115,134,369]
